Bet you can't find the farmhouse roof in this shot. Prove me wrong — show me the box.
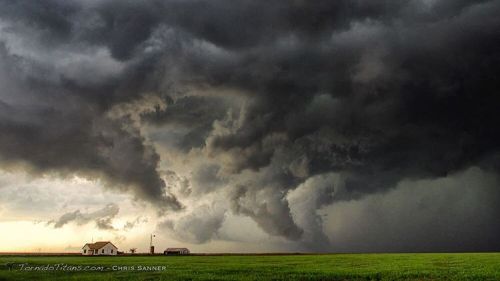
[82,241,117,250]
[165,248,189,251]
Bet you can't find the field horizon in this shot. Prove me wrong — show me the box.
[1,251,500,256]
[1,252,499,280]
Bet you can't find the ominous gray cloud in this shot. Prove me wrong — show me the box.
[287,173,339,252]
[49,203,119,230]
[325,167,500,252]
[1,0,500,251]
[0,9,181,211]
[159,204,226,244]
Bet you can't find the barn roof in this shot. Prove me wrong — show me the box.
[165,248,189,251]
[82,241,117,250]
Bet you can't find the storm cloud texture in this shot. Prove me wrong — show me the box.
[48,203,119,230]
[1,0,500,251]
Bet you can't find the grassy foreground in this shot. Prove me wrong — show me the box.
[0,253,499,281]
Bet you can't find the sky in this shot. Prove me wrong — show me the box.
[0,0,500,253]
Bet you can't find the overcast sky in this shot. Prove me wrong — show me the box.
[1,0,500,253]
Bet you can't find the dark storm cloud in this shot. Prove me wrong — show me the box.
[158,204,226,244]
[195,0,500,196]
[188,164,225,194]
[1,0,500,251]
[0,22,181,210]
[141,95,231,150]
[325,168,500,252]
[0,0,77,42]
[229,184,303,241]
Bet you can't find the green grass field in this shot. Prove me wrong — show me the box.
[1,253,499,281]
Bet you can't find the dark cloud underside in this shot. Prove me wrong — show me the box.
[1,0,500,251]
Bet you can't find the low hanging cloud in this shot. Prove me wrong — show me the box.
[49,203,119,230]
[123,216,149,231]
[325,167,500,252]
[287,173,340,252]
[158,204,226,244]
[1,0,500,251]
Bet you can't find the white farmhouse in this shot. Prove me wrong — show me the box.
[82,241,118,256]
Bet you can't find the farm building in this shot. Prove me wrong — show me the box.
[164,248,190,255]
[82,241,118,256]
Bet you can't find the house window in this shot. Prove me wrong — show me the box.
[84,249,87,254]
[111,249,113,253]
[101,249,104,254]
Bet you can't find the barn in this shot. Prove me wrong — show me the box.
[164,248,190,255]
[82,241,118,256]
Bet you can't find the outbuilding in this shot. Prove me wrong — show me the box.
[164,248,190,255]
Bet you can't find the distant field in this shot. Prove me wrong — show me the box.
[1,253,499,280]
